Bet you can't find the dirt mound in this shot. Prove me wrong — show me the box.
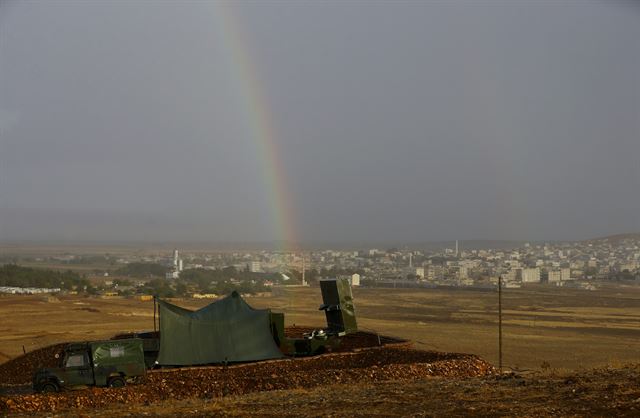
[0,328,404,387]
[0,346,495,413]
[87,365,640,417]
[0,352,10,364]
[0,343,66,385]
[75,307,100,313]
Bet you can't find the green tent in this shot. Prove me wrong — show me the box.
[156,291,284,366]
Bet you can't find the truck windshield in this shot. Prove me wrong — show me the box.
[65,353,88,368]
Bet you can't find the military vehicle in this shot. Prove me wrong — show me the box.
[32,338,145,393]
[111,331,159,368]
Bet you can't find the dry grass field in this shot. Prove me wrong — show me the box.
[2,284,640,416]
[1,284,639,370]
[42,366,640,417]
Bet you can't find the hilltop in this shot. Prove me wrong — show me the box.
[585,233,640,244]
[4,365,640,417]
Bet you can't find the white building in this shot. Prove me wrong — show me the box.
[548,270,562,283]
[426,265,443,281]
[415,267,425,279]
[167,249,183,278]
[504,269,518,282]
[458,266,468,279]
[173,249,180,268]
[351,273,361,286]
[521,268,541,283]
[250,261,261,273]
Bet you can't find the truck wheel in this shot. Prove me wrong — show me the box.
[41,382,59,393]
[108,376,125,388]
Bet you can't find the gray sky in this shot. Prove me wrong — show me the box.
[0,0,639,245]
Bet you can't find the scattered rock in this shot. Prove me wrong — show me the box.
[0,332,495,413]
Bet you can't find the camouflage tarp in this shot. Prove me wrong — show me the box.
[156,291,284,366]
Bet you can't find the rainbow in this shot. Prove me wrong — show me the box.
[213,3,298,251]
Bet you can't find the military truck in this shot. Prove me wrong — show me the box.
[111,331,160,368]
[32,338,145,393]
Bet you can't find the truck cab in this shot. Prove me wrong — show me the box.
[33,338,145,393]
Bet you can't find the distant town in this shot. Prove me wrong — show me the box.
[1,234,639,297]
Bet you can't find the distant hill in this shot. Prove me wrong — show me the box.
[433,240,529,251]
[585,233,640,244]
[280,240,530,251]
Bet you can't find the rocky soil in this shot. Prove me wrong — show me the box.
[0,330,495,414]
[2,330,639,417]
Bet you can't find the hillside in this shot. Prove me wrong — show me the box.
[105,366,640,417]
[5,365,640,417]
[586,233,640,244]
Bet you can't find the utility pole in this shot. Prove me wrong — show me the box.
[153,296,157,333]
[498,275,503,372]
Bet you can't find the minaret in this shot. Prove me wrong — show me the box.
[409,253,413,268]
[455,240,459,257]
[301,254,307,286]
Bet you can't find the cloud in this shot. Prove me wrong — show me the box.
[0,109,19,133]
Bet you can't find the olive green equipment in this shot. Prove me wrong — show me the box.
[272,277,358,356]
[155,291,284,366]
[318,277,358,335]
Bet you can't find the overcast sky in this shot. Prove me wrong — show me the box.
[0,0,638,245]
